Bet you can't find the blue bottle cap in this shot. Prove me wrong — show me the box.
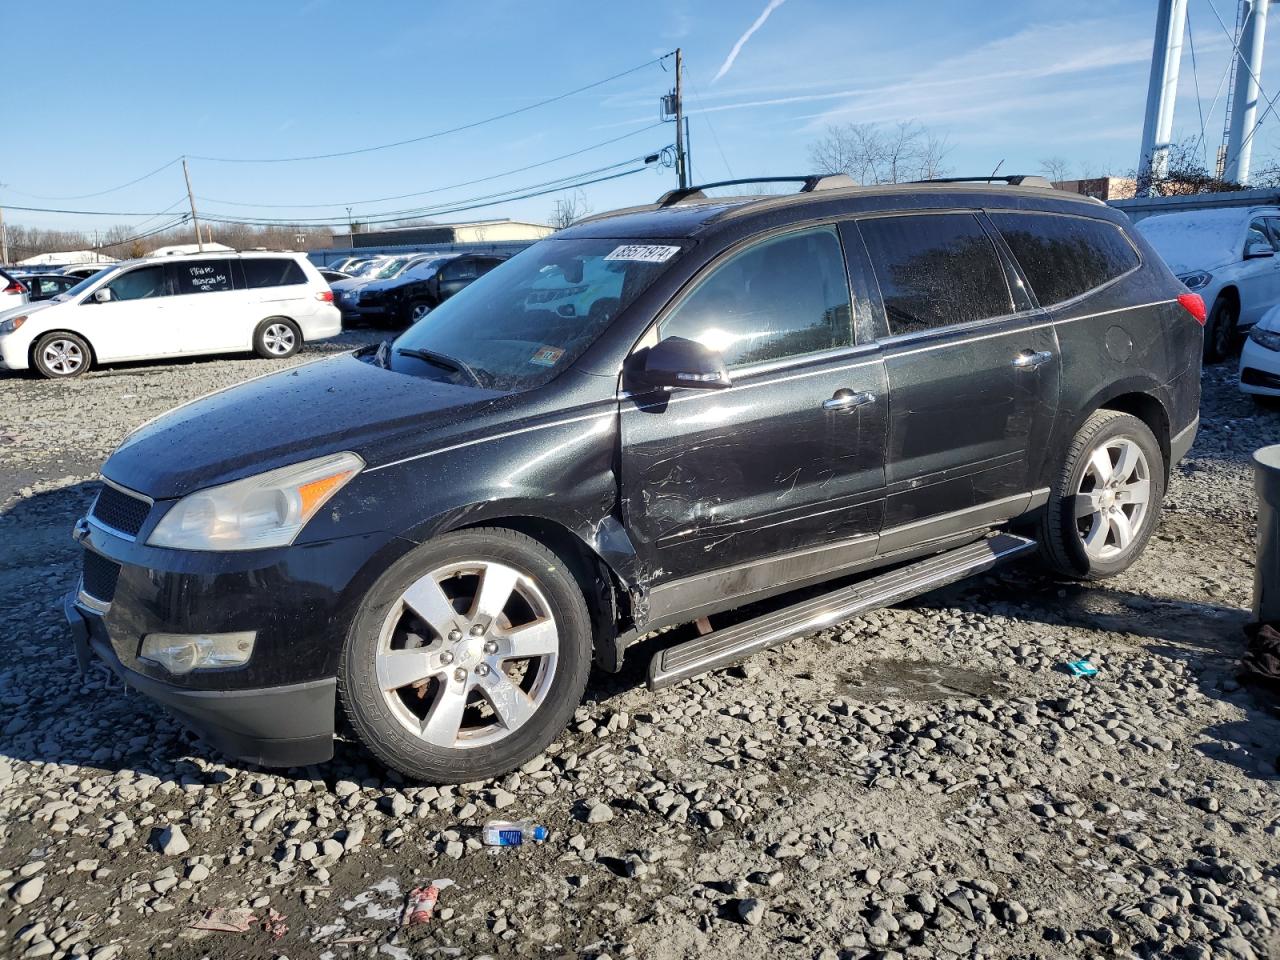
[531,825,548,841]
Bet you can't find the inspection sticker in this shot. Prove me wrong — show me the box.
[603,244,681,263]
[529,345,565,367]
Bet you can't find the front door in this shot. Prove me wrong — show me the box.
[620,224,889,624]
[853,212,1060,552]
[79,263,174,361]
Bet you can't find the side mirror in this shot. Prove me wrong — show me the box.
[629,336,731,391]
[92,287,114,303]
[1246,239,1274,259]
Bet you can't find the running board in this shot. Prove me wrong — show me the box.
[646,533,1036,690]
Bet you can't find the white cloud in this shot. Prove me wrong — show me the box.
[713,0,789,82]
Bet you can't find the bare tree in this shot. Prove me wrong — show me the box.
[1131,139,1245,197]
[808,121,951,184]
[1039,156,1071,187]
[550,190,593,229]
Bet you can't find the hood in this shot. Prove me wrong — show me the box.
[329,277,371,293]
[103,352,505,499]
[0,299,57,321]
[1136,211,1246,275]
[1259,304,1280,332]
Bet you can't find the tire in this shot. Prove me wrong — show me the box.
[1038,410,1165,580]
[1204,294,1239,363]
[339,527,592,782]
[253,318,301,359]
[405,299,433,326]
[32,331,92,379]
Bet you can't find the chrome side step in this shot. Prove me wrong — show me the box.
[646,533,1036,690]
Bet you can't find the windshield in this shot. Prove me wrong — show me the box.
[351,259,384,277]
[374,257,412,279]
[60,265,118,300]
[390,237,684,391]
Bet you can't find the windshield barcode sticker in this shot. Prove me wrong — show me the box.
[603,244,680,263]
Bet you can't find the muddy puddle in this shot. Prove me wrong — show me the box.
[844,658,1008,702]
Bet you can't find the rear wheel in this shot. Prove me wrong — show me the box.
[339,528,591,782]
[1039,410,1165,580]
[253,318,300,359]
[1205,294,1239,363]
[32,332,91,378]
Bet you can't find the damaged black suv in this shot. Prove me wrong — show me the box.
[65,174,1203,782]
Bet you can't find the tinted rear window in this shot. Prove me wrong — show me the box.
[858,213,1013,335]
[989,212,1139,307]
[242,258,307,288]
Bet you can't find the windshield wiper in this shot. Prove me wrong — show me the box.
[395,347,484,387]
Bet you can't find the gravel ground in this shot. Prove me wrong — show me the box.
[1,342,1278,960]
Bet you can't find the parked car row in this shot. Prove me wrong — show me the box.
[326,252,506,327]
[0,251,339,378]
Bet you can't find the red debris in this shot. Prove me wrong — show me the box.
[400,886,439,927]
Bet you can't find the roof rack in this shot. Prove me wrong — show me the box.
[913,175,1054,188]
[657,174,856,207]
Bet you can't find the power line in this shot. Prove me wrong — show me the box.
[1,157,183,201]
[201,164,655,229]
[195,123,666,209]
[189,54,674,164]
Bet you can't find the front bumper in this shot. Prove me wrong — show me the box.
[65,591,336,767]
[1240,337,1280,396]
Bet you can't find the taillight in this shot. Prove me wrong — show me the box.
[316,290,334,302]
[1178,292,1207,326]
[3,281,27,296]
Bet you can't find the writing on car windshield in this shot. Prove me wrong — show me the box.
[390,238,683,391]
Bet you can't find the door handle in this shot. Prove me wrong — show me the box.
[1013,349,1053,369]
[823,389,876,411]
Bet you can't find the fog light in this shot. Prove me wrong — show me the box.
[139,632,256,674]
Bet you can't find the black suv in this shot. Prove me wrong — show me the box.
[344,253,507,327]
[64,175,1203,782]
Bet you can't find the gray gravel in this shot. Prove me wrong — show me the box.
[1,345,1279,960]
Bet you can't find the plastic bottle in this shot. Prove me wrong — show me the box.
[482,820,548,846]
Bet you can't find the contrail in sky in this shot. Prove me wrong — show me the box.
[713,0,789,82]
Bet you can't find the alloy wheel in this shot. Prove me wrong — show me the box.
[374,560,559,750]
[262,323,296,355]
[42,339,85,375]
[411,303,431,322]
[1074,437,1151,561]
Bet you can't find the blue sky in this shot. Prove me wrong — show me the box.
[5,0,1279,236]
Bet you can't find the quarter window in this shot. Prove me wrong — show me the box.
[989,212,1141,307]
[859,213,1012,335]
[242,258,307,288]
[174,259,234,295]
[104,265,168,301]
[659,225,853,368]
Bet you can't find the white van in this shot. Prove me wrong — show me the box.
[0,251,341,378]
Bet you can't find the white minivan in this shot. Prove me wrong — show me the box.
[0,251,341,378]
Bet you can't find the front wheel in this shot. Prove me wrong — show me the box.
[1038,410,1165,580]
[33,332,92,378]
[1205,294,1239,363]
[339,528,592,782]
[405,299,432,326]
[253,318,300,359]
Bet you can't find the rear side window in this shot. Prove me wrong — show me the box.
[242,258,307,288]
[859,213,1012,335]
[659,225,853,368]
[989,212,1140,307]
[174,259,234,295]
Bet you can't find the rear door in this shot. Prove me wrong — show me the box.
[166,258,242,354]
[79,264,176,360]
[854,211,1060,553]
[620,223,889,622]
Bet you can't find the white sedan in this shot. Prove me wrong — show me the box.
[1240,303,1280,401]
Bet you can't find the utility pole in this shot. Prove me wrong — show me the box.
[182,156,204,252]
[674,48,687,189]
[684,115,693,184]
[1136,0,1189,196]
[1224,0,1271,185]
[0,207,8,266]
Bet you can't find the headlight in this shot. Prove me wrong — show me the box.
[140,632,255,674]
[1249,326,1280,351]
[1177,271,1213,290]
[0,315,27,335]
[147,451,364,551]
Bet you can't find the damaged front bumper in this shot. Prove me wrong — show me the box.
[64,591,336,767]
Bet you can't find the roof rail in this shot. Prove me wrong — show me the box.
[914,175,1055,188]
[656,174,856,207]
